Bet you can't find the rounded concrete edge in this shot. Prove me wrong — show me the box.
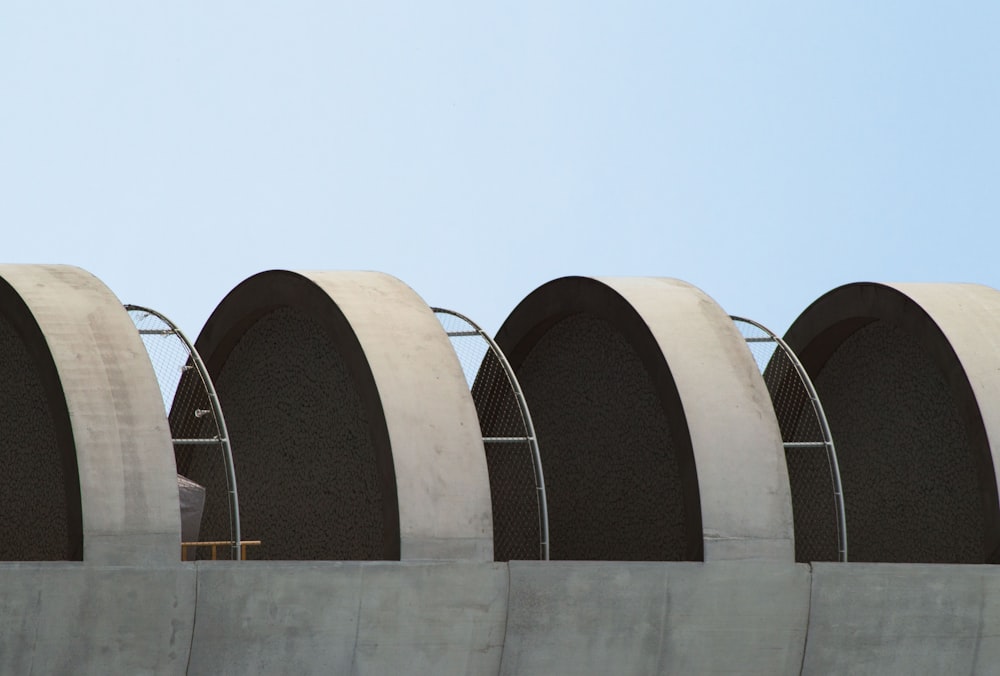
[0,264,180,565]
[496,275,793,562]
[784,281,1000,561]
[196,269,493,561]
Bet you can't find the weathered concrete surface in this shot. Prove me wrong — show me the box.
[499,561,809,676]
[496,276,793,561]
[603,278,794,561]
[187,561,508,675]
[0,563,195,675]
[193,271,493,561]
[12,559,1000,674]
[803,563,1000,675]
[0,265,179,564]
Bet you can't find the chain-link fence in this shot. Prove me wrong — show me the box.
[126,305,242,560]
[434,308,549,561]
[733,316,847,562]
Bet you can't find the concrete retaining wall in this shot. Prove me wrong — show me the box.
[0,563,195,675]
[803,563,1000,675]
[499,561,809,676]
[186,562,508,675]
[5,560,1000,674]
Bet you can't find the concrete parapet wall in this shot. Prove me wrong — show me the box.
[5,561,1000,673]
[187,561,508,675]
[499,561,809,676]
[0,563,195,675]
[803,563,1000,675]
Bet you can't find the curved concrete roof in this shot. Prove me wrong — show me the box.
[192,270,493,561]
[784,282,1000,562]
[495,276,794,562]
[0,264,179,564]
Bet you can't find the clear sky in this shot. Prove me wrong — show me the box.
[2,3,997,337]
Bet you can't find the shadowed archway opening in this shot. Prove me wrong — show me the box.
[785,283,999,563]
[495,277,702,561]
[182,271,400,561]
[0,282,82,561]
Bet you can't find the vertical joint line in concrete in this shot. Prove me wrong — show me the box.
[497,562,512,674]
[797,563,814,676]
[350,566,365,675]
[185,564,200,676]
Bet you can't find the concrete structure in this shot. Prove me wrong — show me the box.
[7,267,1000,673]
[499,561,809,675]
[784,283,1000,563]
[0,264,179,565]
[494,276,794,561]
[179,270,493,561]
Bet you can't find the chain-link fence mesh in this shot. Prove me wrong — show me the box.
[127,306,240,560]
[434,309,547,561]
[733,317,845,562]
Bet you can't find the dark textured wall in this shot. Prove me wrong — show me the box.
[513,313,689,561]
[0,315,72,560]
[181,306,385,560]
[812,320,982,563]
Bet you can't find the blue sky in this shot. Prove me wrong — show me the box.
[2,3,997,336]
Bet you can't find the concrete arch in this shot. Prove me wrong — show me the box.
[783,282,1000,563]
[494,276,794,562]
[188,270,493,561]
[0,265,179,564]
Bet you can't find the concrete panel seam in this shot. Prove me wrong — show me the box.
[496,562,512,676]
[185,565,199,676]
[797,562,814,676]
[349,565,365,675]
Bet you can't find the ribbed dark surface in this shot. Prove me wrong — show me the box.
[0,314,71,560]
[514,313,689,561]
[813,320,983,563]
[181,306,386,560]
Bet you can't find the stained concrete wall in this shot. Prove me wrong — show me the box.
[0,563,195,675]
[500,561,810,676]
[802,563,1000,675]
[6,560,1000,674]
[187,562,508,674]
[0,560,994,674]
